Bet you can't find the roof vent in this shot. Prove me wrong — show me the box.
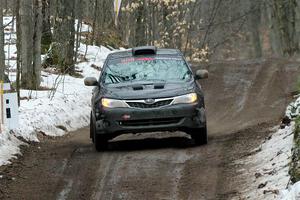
[132,46,157,56]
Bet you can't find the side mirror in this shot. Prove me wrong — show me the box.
[84,77,98,86]
[195,69,209,80]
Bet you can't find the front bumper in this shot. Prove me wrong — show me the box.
[95,103,206,135]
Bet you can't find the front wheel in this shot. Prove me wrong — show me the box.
[188,127,208,145]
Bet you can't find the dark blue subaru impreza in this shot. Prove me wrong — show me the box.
[84,46,208,151]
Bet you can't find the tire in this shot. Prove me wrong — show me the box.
[94,133,109,151]
[188,127,208,145]
[90,113,94,143]
[90,113,109,151]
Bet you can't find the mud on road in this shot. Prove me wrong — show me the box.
[0,58,300,200]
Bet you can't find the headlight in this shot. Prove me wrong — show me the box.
[172,93,198,104]
[101,98,128,108]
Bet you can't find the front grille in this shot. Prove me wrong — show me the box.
[126,99,173,109]
[119,117,182,127]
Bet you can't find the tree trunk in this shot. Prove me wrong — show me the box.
[0,0,5,81]
[64,0,75,73]
[53,0,75,74]
[20,0,34,88]
[135,4,146,46]
[41,0,52,53]
[20,0,41,89]
[249,1,262,58]
[90,0,98,45]
[272,0,299,56]
[32,0,42,86]
[16,0,21,104]
[74,0,83,63]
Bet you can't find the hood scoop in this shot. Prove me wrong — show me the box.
[131,82,165,90]
[154,83,165,89]
[132,85,144,90]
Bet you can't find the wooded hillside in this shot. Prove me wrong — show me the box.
[1,0,300,93]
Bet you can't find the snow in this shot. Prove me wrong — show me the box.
[75,19,92,33]
[0,44,111,165]
[238,95,300,200]
[278,96,300,200]
[280,181,300,200]
[0,16,112,165]
[238,125,294,199]
[0,130,23,166]
[286,95,300,119]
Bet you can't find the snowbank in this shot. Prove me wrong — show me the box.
[0,131,23,166]
[286,95,300,119]
[238,95,300,199]
[17,42,110,141]
[0,16,113,165]
[238,124,294,199]
[1,42,111,165]
[278,96,300,200]
[280,181,300,200]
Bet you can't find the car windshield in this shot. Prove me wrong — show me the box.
[103,56,192,85]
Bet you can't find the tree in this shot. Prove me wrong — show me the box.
[41,0,52,53]
[19,0,42,89]
[52,0,76,74]
[16,0,21,103]
[90,0,99,45]
[0,0,5,81]
[248,0,262,58]
[271,0,299,56]
[74,0,84,63]
[32,0,43,86]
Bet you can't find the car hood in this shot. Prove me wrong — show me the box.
[103,81,195,100]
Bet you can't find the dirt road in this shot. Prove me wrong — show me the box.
[0,58,299,200]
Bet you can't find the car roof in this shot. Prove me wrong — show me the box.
[107,47,183,60]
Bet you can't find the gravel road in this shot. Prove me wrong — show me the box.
[0,58,299,200]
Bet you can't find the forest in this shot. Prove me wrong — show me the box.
[2,1,300,199]
[0,0,300,98]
